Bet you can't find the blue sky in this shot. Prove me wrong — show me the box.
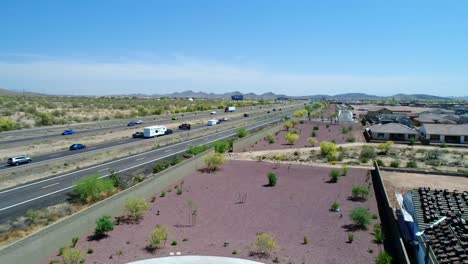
[0,0,467,96]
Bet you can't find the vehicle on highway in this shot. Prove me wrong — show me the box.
[267,111,271,114]
[144,125,168,138]
[218,117,229,122]
[210,111,217,115]
[243,113,249,117]
[132,132,144,138]
[128,120,143,126]
[69,143,86,151]
[7,156,32,166]
[207,119,218,126]
[62,129,75,135]
[273,108,276,111]
[224,106,236,112]
[172,116,178,120]
[135,120,143,124]
[279,108,282,111]
[178,123,191,130]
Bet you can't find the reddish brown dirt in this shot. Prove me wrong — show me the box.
[42,160,380,264]
[247,121,365,151]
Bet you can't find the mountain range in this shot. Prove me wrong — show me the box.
[1,87,467,101]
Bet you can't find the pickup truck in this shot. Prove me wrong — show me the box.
[178,123,191,130]
[132,132,144,138]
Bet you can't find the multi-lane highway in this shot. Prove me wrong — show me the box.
[0,107,298,172]
[0,115,288,223]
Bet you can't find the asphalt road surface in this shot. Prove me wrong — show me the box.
[0,115,287,223]
[0,108,295,172]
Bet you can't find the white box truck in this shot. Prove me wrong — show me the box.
[224,106,236,112]
[207,119,218,126]
[144,126,167,138]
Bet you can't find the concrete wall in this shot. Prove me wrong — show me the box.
[0,149,214,264]
[371,162,411,264]
[232,122,284,152]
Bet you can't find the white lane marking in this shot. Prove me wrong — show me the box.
[164,149,171,153]
[41,182,60,189]
[0,186,73,212]
[0,115,286,197]
[135,157,145,161]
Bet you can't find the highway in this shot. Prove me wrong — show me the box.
[0,108,297,172]
[0,104,297,145]
[0,115,288,223]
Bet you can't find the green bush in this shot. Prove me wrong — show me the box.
[0,117,18,132]
[351,186,370,200]
[313,126,319,131]
[376,159,385,167]
[390,160,400,168]
[237,128,249,138]
[406,160,418,168]
[95,215,114,237]
[341,165,349,176]
[87,248,94,254]
[373,225,384,244]
[73,175,115,203]
[330,200,341,211]
[186,145,210,156]
[204,153,225,171]
[330,169,341,183]
[360,146,376,160]
[375,251,392,264]
[214,140,231,153]
[267,172,278,186]
[61,247,84,264]
[350,207,371,229]
[153,160,171,173]
[285,132,299,145]
[321,141,337,160]
[346,137,356,142]
[125,198,150,222]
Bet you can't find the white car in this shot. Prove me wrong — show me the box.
[7,156,32,166]
[210,111,217,115]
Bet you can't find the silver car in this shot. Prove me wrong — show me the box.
[7,156,32,166]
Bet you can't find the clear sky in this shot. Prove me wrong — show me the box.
[0,0,467,96]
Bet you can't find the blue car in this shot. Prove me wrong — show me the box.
[128,122,137,126]
[69,144,86,151]
[62,129,75,135]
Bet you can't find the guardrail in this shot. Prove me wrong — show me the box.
[0,149,214,264]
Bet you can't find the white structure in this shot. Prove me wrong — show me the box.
[337,110,354,122]
[207,119,218,126]
[144,126,168,138]
[129,256,264,264]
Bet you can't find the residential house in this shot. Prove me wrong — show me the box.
[419,124,468,144]
[367,123,419,141]
[414,113,459,125]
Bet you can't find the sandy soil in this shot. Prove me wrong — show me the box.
[245,121,364,152]
[382,171,468,208]
[42,160,380,264]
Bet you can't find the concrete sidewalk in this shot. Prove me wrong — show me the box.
[129,256,264,264]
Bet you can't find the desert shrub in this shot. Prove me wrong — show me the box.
[25,209,41,226]
[352,186,370,200]
[204,153,225,171]
[348,233,354,243]
[95,215,114,237]
[376,159,385,167]
[311,131,316,137]
[426,149,442,160]
[307,137,318,146]
[160,191,166,197]
[341,165,349,176]
[320,141,337,159]
[406,160,418,168]
[350,207,371,229]
[186,145,210,156]
[61,247,84,264]
[313,126,319,131]
[329,169,341,183]
[266,133,275,143]
[375,251,392,264]
[73,175,115,203]
[153,160,171,173]
[283,121,293,131]
[285,132,299,145]
[346,136,356,142]
[148,225,170,250]
[390,160,400,168]
[171,240,177,246]
[360,146,376,160]
[87,248,94,254]
[71,237,79,248]
[214,140,231,153]
[0,117,18,132]
[330,200,341,211]
[372,214,379,219]
[125,198,150,222]
[237,128,249,138]
[377,141,394,154]
[267,172,278,186]
[373,225,384,244]
[255,232,277,255]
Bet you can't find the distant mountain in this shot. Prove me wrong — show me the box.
[0,88,47,96]
[390,94,451,101]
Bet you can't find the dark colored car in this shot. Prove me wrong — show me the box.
[62,129,75,135]
[165,129,173,135]
[132,132,144,138]
[178,124,191,130]
[273,108,276,111]
[7,156,32,166]
[267,111,271,114]
[243,113,249,117]
[128,122,137,126]
[69,144,86,151]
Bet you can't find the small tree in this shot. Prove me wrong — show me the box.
[204,153,225,171]
[61,247,84,264]
[148,225,170,250]
[95,215,114,238]
[377,141,394,154]
[283,121,293,131]
[267,172,278,186]
[307,137,318,146]
[214,140,231,153]
[285,132,299,145]
[351,186,370,200]
[255,232,277,256]
[125,198,150,222]
[350,207,371,229]
[237,128,249,138]
[329,169,341,183]
[375,251,393,264]
[73,175,115,203]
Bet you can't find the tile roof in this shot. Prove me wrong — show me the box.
[368,123,419,134]
[422,124,468,136]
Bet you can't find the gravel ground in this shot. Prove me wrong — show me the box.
[42,160,380,264]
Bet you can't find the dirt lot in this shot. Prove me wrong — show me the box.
[246,121,364,152]
[42,160,380,264]
[382,171,468,208]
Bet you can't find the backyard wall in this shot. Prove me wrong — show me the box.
[0,149,214,264]
[371,161,411,264]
